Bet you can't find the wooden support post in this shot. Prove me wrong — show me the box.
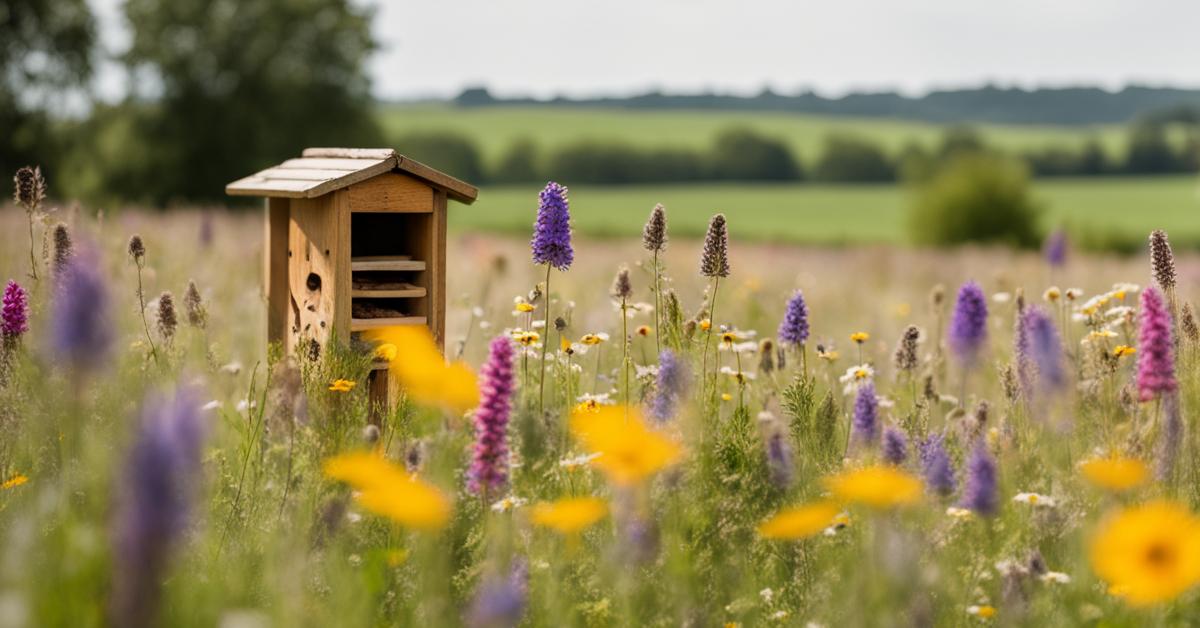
[265,197,290,345]
[367,368,389,425]
[431,190,448,351]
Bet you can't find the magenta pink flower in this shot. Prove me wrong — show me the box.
[469,335,516,494]
[1137,286,1177,402]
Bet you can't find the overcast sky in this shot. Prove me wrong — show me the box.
[90,0,1200,100]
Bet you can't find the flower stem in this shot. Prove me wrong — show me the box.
[26,214,38,282]
[622,296,630,417]
[135,262,159,365]
[652,250,661,355]
[538,264,552,416]
[702,276,721,399]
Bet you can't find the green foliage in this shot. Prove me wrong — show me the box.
[908,153,1042,248]
[812,134,895,182]
[490,138,541,184]
[0,0,95,175]
[68,0,380,205]
[393,131,485,183]
[710,128,802,181]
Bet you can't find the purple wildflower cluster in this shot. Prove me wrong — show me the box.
[1137,286,1177,402]
[882,427,908,465]
[960,443,998,516]
[1043,229,1068,267]
[649,349,688,423]
[111,385,207,627]
[1023,306,1065,394]
[852,381,879,444]
[919,435,956,496]
[51,251,113,373]
[1,280,28,343]
[948,281,988,366]
[469,335,516,494]
[777,290,810,348]
[530,182,573,271]
[466,560,528,628]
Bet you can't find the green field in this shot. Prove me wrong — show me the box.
[381,105,1130,164]
[451,175,1200,246]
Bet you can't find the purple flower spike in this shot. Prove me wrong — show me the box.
[1043,229,1067,267]
[530,182,573,271]
[882,427,908,465]
[469,336,516,494]
[1023,306,1065,394]
[777,290,810,348]
[1,281,29,343]
[920,435,956,496]
[649,349,688,423]
[51,250,113,374]
[960,442,998,516]
[111,385,207,628]
[1137,286,1177,402]
[852,380,879,444]
[766,430,794,488]
[466,560,528,628]
[948,281,989,367]
[1013,307,1033,400]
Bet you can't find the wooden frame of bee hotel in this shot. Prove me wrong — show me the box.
[226,147,478,415]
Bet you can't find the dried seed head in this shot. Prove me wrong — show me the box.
[1001,364,1019,403]
[893,325,921,372]
[923,373,937,401]
[52,223,73,276]
[758,339,775,374]
[1149,230,1176,292]
[157,291,178,342]
[554,316,567,332]
[184,280,207,329]
[642,203,668,253]
[699,213,730,278]
[13,166,45,211]
[128,235,146,263]
[1182,302,1200,345]
[930,283,946,309]
[611,266,633,300]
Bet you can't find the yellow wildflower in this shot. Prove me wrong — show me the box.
[721,331,739,344]
[1,474,28,490]
[569,405,682,486]
[364,326,479,413]
[1113,345,1136,358]
[514,331,540,346]
[1090,500,1200,606]
[329,379,356,393]
[514,302,536,314]
[966,605,997,619]
[561,337,572,352]
[1080,456,1149,492]
[530,497,608,535]
[758,501,840,540]
[580,333,607,345]
[374,343,398,361]
[700,319,712,331]
[636,325,651,337]
[850,331,869,344]
[721,393,733,401]
[817,347,839,362]
[1044,287,1061,302]
[323,452,451,530]
[575,399,601,413]
[823,465,922,509]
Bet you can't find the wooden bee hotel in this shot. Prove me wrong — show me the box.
[226,147,478,411]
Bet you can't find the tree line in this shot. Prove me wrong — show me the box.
[399,120,1200,187]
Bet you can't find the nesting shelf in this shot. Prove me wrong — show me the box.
[350,256,427,272]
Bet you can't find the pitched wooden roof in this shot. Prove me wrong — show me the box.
[225,147,478,204]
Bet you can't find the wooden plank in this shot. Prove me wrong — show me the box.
[287,195,340,357]
[277,158,386,171]
[304,147,397,160]
[351,256,426,272]
[265,198,290,345]
[346,172,433,212]
[226,176,312,197]
[332,190,352,344]
[351,285,427,299]
[430,190,448,349]
[367,368,389,425]
[255,168,352,182]
[395,155,478,204]
[351,316,428,331]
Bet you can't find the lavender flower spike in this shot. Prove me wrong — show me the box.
[530,182,573,270]
[960,442,998,516]
[1043,229,1067,268]
[1013,305,1033,400]
[649,349,688,423]
[777,290,810,348]
[920,435,956,496]
[948,280,989,366]
[852,380,879,444]
[1137,286,1177,402]
[1,281,29,344]
[882,427,908,465]
[111,385,207,628]
[765,430,794,488]
[466,560,528,628]
[469,336,516,494]
[1023,305,1065,394]
[51,249,114,374]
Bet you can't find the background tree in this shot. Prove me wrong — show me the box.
[709,128,801,181]
[908,153,1041,248]
[0,0,95,177]
[67,0,379,204]
[812,134,895,182]
[393,131,485,183]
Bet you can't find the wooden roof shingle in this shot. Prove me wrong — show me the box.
[225,147,478,204]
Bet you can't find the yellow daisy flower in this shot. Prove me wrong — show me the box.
[569,406,682,486]
[758,501,840,540]
[850,331,869,344]
[530,497,608,535]
[1,474,28,490]
[1080,456,1149,492]
[323,452,451,530]
[823,465,923,510]
[329,379,356,392]
[1113,345,1136,358]
[1090,500,1200,606]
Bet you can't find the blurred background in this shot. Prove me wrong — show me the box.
[5,0,1200,251]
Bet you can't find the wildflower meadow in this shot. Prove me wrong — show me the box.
[7,167,1200,627]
